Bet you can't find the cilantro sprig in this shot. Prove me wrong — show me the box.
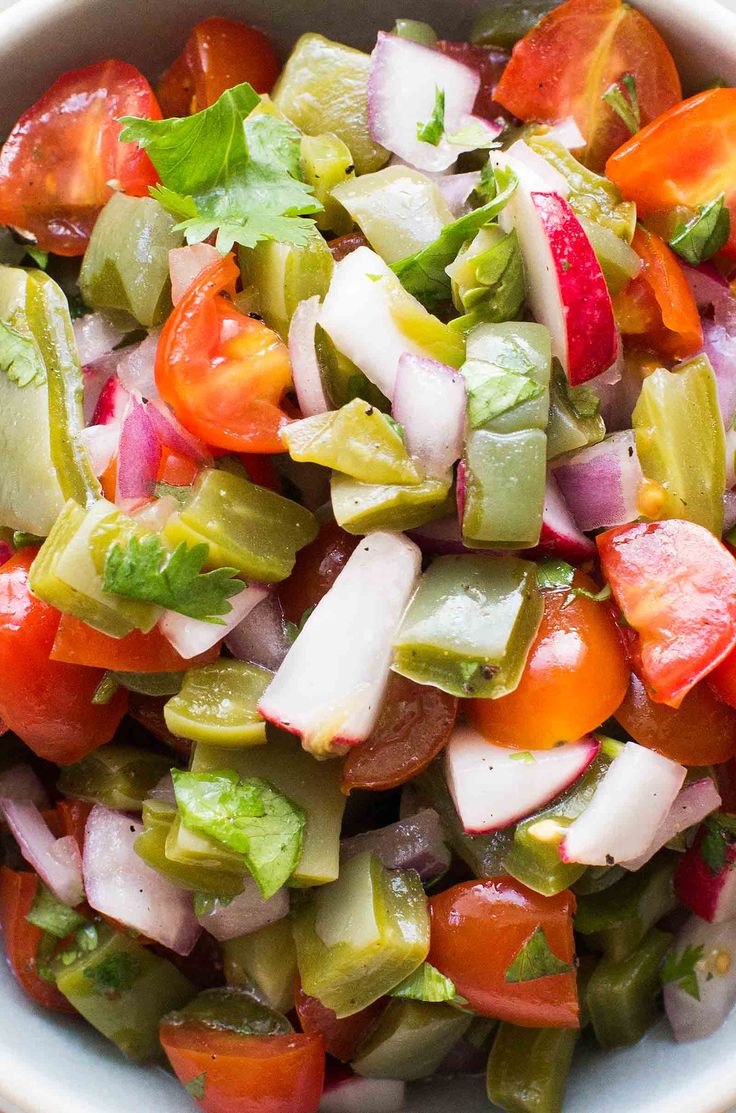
[602,73,640,136]
[505,924,573,984]
[661,944,705,1001]
[417,86,446,146]
[700,814,736,876]
[669,194,730,265]
[0,319,46,388]
[390,962,466,1004]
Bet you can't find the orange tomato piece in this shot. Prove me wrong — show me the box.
[157,447,201,487]
[710,644,736,709]
[616,672,736,766]
[50,613,219,672]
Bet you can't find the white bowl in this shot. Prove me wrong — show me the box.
[2,0,736,1110]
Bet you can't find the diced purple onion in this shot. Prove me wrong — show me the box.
[73,312,126,366]
[0,765,48,807]
[407,515,468,556]
[533,471,596,561]
[288,295,330,417]
[683,261,736,333]
[159,581,270,659]
[169,244,221,306]
[392,353,466,478]
[621,777,722,872]
[437,172,481,218]
[1,799,83,906]
[702,319,736,429]
[82,352,127,424]
[225,591,291,672]
[116,331,161,401]
[196,876,289,942]
[664,915,736,1042]
[341,809,450,881]
[552,430,642,532]
[147,400,211,464]
[115,395,161,508]
[83,804,201,955]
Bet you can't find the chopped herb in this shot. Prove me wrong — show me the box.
[447,120,499,149]
[0,319,46,387]
[562,583,612,608]
[154,482,192,507]
[566,382,601,419]
[12,531,44,549]
[536,559,575,591]
[286,604,316,645]
[509,751,536,764]
[185,1074,207,1100]
[504,924,573,983]
[193,892,236,918]
[24,246,48,269]
[103,535,242,623]
[26,884,86,939]
[417,86,446,146]
[669,194,730,265]
[84,951,141,994]
[451,229,526,332]
[462,347,544,429]
[92,671,120,706]
[391,961,466,1004]
[661,944,704,1001]
[700,815,733,876]
[602,72,640,135]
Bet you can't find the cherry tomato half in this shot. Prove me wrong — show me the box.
[494,0,681,171]
[0,60,160,255]
[436,41,512,123]
[597,520,736,708]
[711,645,736,710]
[156,255,294,453]
[295,982,385,1062]
[0,868,74,1012]
[468,574,629,749]
[160,1024,325,1113]
[50,613,219,673]
[0,550,127,763]
[429,879,578,1028]
[615,672,736,766]
[277,520,359,626]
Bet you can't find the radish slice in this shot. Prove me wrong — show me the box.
[195,877,289,942]
[289,295,330,417]
[115,395,161,508]
[0,766,47,807]
[392,353,466,477]
[225,590,290,672]
[159,582,269,660]
[675,831,736,924]
[1,800,83,906]
[73,312,126,366]
[320,1075,406,1113]
[83,805,200,955]
[437,171,481,217]
[146,400,211,464]
[622,778,722,872]
[368,33,500,173]
[560,742,686,866]
[92,374,130,427]
[319,247,435,401]
[341,808,450,880]
[169,243,221,305]
[496,139,570,196]
[664,916,736,1042]
[533,471,596,561]
[258,532,421,756]
[116,330,161,401]
[445,725,600,834]
[552,430,643,532]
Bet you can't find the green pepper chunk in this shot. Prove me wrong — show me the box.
[331,166,454,265]
[134,799,245,897]
[574,855,678,961]
[578,216,642,295]
[222,919,298,1014]
[163,660,271,747]
[273,34,388,174]
[113,669,183,696]
[58,743,171,811]
[352,999,471,1081]
[54,924,195,1061]
[633,354,725,535]
[165,814,247,874]
[546,363,605,459]
[393,555,543,698]
[191,730,346,887]
[393,18,438,45]
[462,428,547,549]
[585,928,673,1049]
[331,471,453,534]
[239,227,333,340]
[162,468,318,583]
[300,133,356,236]
[79,194,183,328]
[293,851,429,1017]
[463,321,551,434]
[162,987,292,1036]
[471,2,559,49]
[486,1022,578,1113]
[283,397,420,484]
[314,323,391,412]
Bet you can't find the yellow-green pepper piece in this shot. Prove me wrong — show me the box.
[352,999,471,1081]
[239,226,333,340]
[164,659,271,747]
[273,34,388,174]
[393,18,438,45]
[292,852,429,1017]
[585,928,673,1048]
[579,216,641,295]
[135,800,245,897]
[463,320,552,434]
[462,428,547,549]
[633,354,725,535]
[393,555,543,697]
[163,468,318,583]
[162,986,292,1036]
[223,919,298,1014]
[574,855,677,961]
[486,1022,578,1113]
[331,470,453,534]
[472,3,559,49]
[58,743,171,811]
[300,133,355,236]
[547,363,605,459]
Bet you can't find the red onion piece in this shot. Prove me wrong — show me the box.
[407,515,469,556]
[115,395,161,508]
[675,833,736,924]
[79,423,120,477]
[542,117,585,149]
[169,244,221,305]
[702,319,736,428]
[725,489,736,533]
[73,312,126,366]
[621,778,722,872]
[664,916,736,1042]
[225,590,290,672]
[289,295,330,417]
[552,430,642,532]
[83,804,201,955]
[116,331,161,401]
[437,172,481,218]
[159,581,270,659]
[1,799,84,906]
[341,809,450,881]
[683,261,736,333]
[147,400,211,463]
[392,353,466,477]
[0,765,48,807]
[196,876,289,942]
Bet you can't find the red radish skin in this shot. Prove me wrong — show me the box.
[675,831,736,924]
[91,375,130,426]
[525,472,596,562]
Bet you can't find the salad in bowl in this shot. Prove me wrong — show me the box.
[0,3,735,1112]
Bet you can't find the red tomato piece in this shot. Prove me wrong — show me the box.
[494,0,681,171]
[0,61,160,256]
[50,613,218,672]
[157,17,280,116]
[429,879,578,1028]
[615,672,736,766]
[436,41,512,122]
[468,574,629,749]
[155,255,294,453]
[55,799,93,855]
[710,644,736,709]
[0,550,127,763]
[597,520,736,709]
[0,868,74,1012]
[157,447,201,488]
[277,520,359,626]
[159,1024,325,1113]
[607,89,736,259]
[295,982,385,1061]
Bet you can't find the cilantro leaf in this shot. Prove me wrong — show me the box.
[120,83,321,254]
[0,318,46,387]
[669,194,730,265]
[602,72,640,135]
[661,944,704,1001]
[25,247,48,269]
[83,951,141,994]
[562,582,612,609]
[103,535,242,623]
[417,86,446,146]
[536,559,575,591]
[451,229,526,332]
[566,382,600,419]
[185,1074,207,1100]
[391,961,466,1004]
[391,165,518,308]
[172,770,305,899]
[285,604,316,645]
[462,357,543,428]
[700,815,736,876]
[505,924,573,983]
[26,884,86,939]
[509,751,536,764]
[447,120,500,149]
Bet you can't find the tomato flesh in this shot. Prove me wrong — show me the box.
[436,41,512,123]
[0,868,74,1012]
[295,983,385,1062]
[50,613,219,672]
[468,575,629,749]
[277,521,359,626]
[615,672,736,766]
[0,60,160,255]
[429,879,578,1028]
